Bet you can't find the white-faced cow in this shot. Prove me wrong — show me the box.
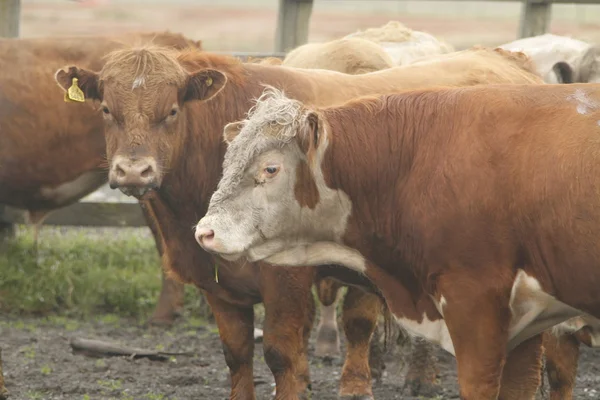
[197,83,600,399]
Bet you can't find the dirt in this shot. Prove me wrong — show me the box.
[1,315,599,400]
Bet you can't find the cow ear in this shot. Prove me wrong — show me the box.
[552,61,574,84]
[223,120,244,144]
[183,69,227,103]
[297,110,321,155]
[54,66,102,101]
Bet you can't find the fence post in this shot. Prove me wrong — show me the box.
[518,0,552,38]
[275,0,313,53]
[0,0,20,38]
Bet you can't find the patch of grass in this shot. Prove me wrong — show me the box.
[0,225,206,319]
[40,363,52,375]
[25,391,47,400]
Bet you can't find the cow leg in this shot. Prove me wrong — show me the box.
[403,337,440,397]
[205,293,256,400]
[339,287,381,399]
[543,331,580,400]
[314,277,343,357]
[261,266,316,399]
[150,271,185,326]
[0,349,8,400]
[139,199,185,326]
[441,278,510,400]
[498,333,544,400]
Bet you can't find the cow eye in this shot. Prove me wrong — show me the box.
[102,106,110,115]
[264,166,279,175]
[169,108,178,117]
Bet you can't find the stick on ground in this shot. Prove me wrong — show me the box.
[69,337,194,361]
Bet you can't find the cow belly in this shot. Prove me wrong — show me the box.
[394,312,455,355]
[506,269,584,351]
[37,170,106,208]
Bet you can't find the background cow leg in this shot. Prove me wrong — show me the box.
[497,333,543,400]
[543,331,580,400]
[150,271,185,326]
[205,293,256,400]
[314,277,343,357]
[339,287,381,400]
[139,199,185,326]
[403,337,440,396]
[0,349,8,400]
[261,266,316,400]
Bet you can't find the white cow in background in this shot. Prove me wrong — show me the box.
[344,20,454,65]
[500,33,600,84]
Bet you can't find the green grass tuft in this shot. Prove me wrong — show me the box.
[0,225,206,319]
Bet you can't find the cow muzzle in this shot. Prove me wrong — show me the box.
[109,155,159,197]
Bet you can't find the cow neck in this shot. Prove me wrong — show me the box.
[316,95,444,321]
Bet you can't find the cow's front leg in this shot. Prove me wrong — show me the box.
[440,274,511,400]
[0,349,8,400]
[205,292,256,400]
[543,330,580,400]
[339,287,382,400]
[261,266,316,400]
[403,337,440,396]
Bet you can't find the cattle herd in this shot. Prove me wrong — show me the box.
[2,19,600,400]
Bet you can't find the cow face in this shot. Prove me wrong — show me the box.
[195,87,352,264]
[55,47,226,197]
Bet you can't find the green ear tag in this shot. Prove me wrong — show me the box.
[66,77,85,103]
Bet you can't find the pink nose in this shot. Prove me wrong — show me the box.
[195,226,215,249]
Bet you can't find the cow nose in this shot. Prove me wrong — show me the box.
[110,156,158,194]
[195,226,215,250]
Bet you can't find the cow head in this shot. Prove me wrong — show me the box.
[54,46,227,197]
[195,87,352,264]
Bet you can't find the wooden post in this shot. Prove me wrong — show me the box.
[0,205,15,245]
[0,0,20,38]
[275,0,313,53]
[518,0,552,38]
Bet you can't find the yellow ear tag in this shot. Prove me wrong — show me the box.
[65,77,85,103]
[205,76,213,87]
[214,262,219,283]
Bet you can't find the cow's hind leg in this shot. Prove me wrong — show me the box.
[498,333,544,400]
[543,330,580,400]
[339,287,382,400]
[314,277,343,357]
[261,266,316,400]
[140,199,185,326]
[205,293,256,400]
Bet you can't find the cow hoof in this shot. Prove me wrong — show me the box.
[147,313,180,327]
[0,386,8,400]
[403,378,441,398]
[339,396,374,400]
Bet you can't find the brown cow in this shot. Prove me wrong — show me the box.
[196,83,600,399]
[0,31,201,328]
[55,45,543,399]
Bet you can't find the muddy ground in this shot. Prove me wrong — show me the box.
[1,314,599,400]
